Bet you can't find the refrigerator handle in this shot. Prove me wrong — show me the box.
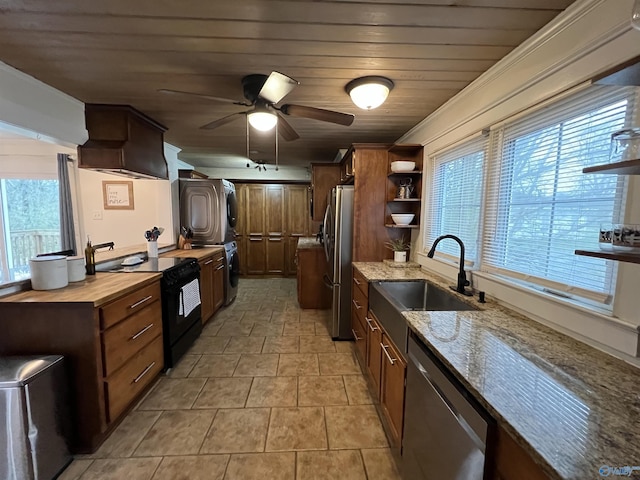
[322,204,331,262]
[322,274,333,289]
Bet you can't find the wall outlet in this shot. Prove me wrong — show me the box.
[92,210,103,220]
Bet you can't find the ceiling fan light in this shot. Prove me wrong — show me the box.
[345,76,394,110]
[247,111,278,131]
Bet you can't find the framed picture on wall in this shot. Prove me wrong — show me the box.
[102,181,134,210]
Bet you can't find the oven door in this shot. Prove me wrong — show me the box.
[162,271,202,345]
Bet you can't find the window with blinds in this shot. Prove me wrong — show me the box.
[483,86,634,304]
[426,136,487,263]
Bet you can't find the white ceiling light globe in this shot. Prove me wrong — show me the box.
[248,111,278,131]
[345,76,394,110]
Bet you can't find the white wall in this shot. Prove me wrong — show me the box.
[198,165,310,182]
[399,0,640,364]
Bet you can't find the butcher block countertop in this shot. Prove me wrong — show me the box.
[353,262,640,480]
[0,272,161,307]
[162,246,224,260]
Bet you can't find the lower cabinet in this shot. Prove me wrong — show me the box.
[365,312,383,396]
[200,252,226,323]
[493,425,551,480]
[212,255,225,311]
[352,310,367,363]
[246,236,267,274]
[297,245,331,309]
[266,236,286,274]
[379,332,406,447]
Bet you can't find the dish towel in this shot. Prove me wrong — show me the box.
[179,278,201,317]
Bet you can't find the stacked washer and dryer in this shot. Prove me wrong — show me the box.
[179,178,240,305]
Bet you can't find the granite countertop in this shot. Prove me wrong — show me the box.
[353,262,640,480]
[297,237,323,249]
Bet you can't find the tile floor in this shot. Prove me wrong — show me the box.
[61,278,401,480]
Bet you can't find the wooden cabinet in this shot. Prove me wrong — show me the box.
[246,185,266,236]
[493,426,550,480]
[199,257,214,323]
[296,245,331,308]
[311,163,341,221]
[266,236,286,274]
[352,309,367,363]
[380,332,406,447]
[352,266,369,366]
[0,279,163,453]
[212,255,225,312]
[365,311,383,396]
[286,237,299,276]
[286,185,309,235]
[246,236,267,274]
[266,185,285,235]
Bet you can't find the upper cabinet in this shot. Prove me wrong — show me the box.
[310,163,341,221]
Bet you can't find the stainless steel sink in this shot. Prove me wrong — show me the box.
[369,280,477,352]
[373,280,477,312]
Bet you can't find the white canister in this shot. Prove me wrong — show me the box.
[67,256,86,282]
[147,241,158,258]
[29,256,69,290]
[394,251,407,262]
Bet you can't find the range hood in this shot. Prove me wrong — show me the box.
[78,104,169,179]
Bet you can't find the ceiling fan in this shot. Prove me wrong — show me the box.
[159,71,355,141]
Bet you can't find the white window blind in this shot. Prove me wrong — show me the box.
[483,85,634,304]
[426,135,487,262]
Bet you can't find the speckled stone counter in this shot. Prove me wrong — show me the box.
[353,262,640,480]
[297,237,323,249]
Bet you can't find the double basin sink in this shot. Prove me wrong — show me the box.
[369,280,477,351]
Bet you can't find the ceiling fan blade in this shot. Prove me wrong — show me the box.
[276,113,300,141]
[158,89,249,106]
[200,112,245,130]
[281,104,355,126]
[258,71,299,104]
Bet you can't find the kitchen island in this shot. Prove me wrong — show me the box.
[353,262,640,480]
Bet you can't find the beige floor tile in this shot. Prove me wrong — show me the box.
[299,336,336,353]
[246,376,297,407]
[298,376,348,406]
[165,354,201,378]
[151,454,229,480]
[262,336,299,353]
[318,352,362,375]
[224,336,266,353]
[201,321,222,336]
[233,353,279,376]
[265,407,327,451]
[137,378,206,410]
[283,322,316,336]
[217,322,254,337]
[271,311,299,323]
[343,375,374,405]
[314,321,331,336]
[188,336,230,354]
[91,411,161,457]
[300,310,331,323]
[231,303,258,312]
[297,450,367,480]
[325,405,388,449]
[335,341,356,353]
[189,354,241,377]
[251,323,285,336]
[78,458,161,480]
[224,453,295,480]
[361,448,402,480]
[200,408,270,454]
[193,377,252,409]
[58,459,93,480]
[134,410,215,456]
[277,353,319,376]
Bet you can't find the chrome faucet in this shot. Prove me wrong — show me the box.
[427,235,473,296]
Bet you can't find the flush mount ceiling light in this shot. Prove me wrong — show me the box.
[345,76,394,110]
[247,105,278,132]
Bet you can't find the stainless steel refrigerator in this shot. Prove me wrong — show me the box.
[322,185,354,340]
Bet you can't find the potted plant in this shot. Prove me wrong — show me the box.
[385,236,411,262]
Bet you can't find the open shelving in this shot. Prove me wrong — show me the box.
[582,158,640,175]
[385,144,424,230]
[575,249,640,265]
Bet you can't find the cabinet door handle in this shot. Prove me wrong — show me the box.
[130,323,154,340]
[249,238,262,242]
[204,259,214,265]
[215,264,225,271]
[365,317,378,332]
[129,295,153,309]
[354,277,361,286]
[214,257,225,262]
[352,299,362,310]
[269,237,282,242]
[132,361,156,383]
[352,329,362,341]
[381,343,396,365]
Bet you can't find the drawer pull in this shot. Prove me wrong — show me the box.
[215,257,225,262]
[269,237,282,242]
[365,317,378,331]
[352,329,362,341]
[133,361,156,384]
[204,259,214,265]
[354,278,361,286]
[130,323,154,341]
[352,299,362,310]
[381,343,396,365]
[129,295,153,309]
[291,233,304,237]
[215,264,225,271]
[249,237,263,242]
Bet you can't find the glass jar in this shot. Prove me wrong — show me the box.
[609,128,640,162]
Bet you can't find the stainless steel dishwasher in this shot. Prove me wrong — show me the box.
[401,332,493,480]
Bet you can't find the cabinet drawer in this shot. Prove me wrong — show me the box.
[100,282,161,329]
[353,268,368,298]
[105,335,163,422]
[352,282,368,325]
[102,299,162,377]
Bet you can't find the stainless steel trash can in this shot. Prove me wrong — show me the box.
[0,355,72,480]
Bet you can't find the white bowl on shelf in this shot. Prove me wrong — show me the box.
[391,214,415,225]
[390,161,416,173]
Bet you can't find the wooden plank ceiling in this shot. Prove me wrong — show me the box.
[0,0,573,167]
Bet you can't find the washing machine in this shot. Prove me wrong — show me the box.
[224,241,240,305]
[222,180,238,243]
